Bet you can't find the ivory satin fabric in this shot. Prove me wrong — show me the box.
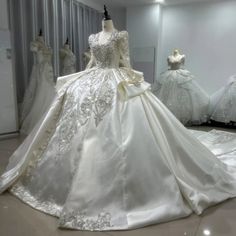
[1,30,236,231]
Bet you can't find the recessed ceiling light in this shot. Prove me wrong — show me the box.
[203,229,211,236]
[155,0,165,4]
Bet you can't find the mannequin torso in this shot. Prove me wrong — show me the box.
[168,50,185,70]
[60,44,75,58]
[60,44,76,75]
[30,36,52,64]
[98,20,115,44]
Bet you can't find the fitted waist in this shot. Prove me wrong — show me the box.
[95,64,120,69]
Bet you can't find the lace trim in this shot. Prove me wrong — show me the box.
[17,70,116,194]
[59,211,112,231]
[24,102,62,179]
[10,183,62,217]
[210,130,236,144]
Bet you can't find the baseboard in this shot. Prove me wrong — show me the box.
[0,131,19,140]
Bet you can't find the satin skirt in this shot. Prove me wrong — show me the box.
[1,67,236,231]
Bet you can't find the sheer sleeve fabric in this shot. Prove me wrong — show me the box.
[86,34,96,69]
[118,31,131,68]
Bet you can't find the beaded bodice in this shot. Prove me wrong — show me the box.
[30,41,52,65]
[88,30,130,69]
[168,55,185,70]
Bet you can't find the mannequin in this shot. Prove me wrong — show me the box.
[167,49,185,70]
[60,38,76,75]
[86,5,116,69]
[99,5,115,44]
[35,29,46,49]
[30,30,46,54]
[20,29,55,134]
[152,49,209,125]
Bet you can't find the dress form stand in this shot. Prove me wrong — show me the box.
[60,38,76,76]
[167,49,185,70]
[99,5,115,44]
[86,5,116,69]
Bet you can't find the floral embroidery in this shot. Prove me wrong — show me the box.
[10,184,62,217]
[59,211,112,231]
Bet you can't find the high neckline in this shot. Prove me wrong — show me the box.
[96,30,117,46]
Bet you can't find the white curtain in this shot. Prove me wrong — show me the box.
[9,0,102,103]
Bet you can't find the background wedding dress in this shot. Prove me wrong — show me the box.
[210,74,236,123]
[20,40,55,134]
[152,55,209,125]
[60,46,76,76]
[1,30,236,231]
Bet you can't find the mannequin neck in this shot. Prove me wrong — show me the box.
[173,50,180,57]
[37,36,45,44]
[102,20,114,32]
[64,44,70,50]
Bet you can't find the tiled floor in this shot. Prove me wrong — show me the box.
[1,126,236,236]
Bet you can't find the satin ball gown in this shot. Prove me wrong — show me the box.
[1,30,236,231]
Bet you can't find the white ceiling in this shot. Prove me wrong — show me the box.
[99,0,223,8]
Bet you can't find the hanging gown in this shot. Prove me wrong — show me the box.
[20,42,55,134]
[210,74,236,123]
[152,55,209,125]
[1,30,236,231]
[60,46,76,76]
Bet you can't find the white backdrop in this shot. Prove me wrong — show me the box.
[127,4,161,82]
[159,0,236,94]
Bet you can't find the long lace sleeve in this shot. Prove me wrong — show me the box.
[86,34,96,70]
[85,51,95,69]
[119,31,131,68]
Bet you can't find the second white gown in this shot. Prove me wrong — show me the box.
[1,30,236,231]
[152,56,209,125]
[20,40,55,134]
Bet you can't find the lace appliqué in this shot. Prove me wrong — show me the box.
[59,211,112,231]
[76,71,115,126]
[10,184,62,216]
[24,109,61,178]
[89,31,130,69]
[210,130,236,145]
[24,70,115,180]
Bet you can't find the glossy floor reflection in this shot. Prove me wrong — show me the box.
[0,126,236,236]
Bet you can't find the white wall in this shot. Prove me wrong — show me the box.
[127,4,162,80]
[110,7,127,31]
[160,0,236,94]
[0,0,18,134]
[76,0,126,30]
[75,0,103,11]
[0,0,9,30]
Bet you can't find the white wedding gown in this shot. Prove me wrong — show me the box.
[152,56,209,125]
[1,30,236,231]
[60,46,76,76]
[210,74,236,123]
[20,42,55,134]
